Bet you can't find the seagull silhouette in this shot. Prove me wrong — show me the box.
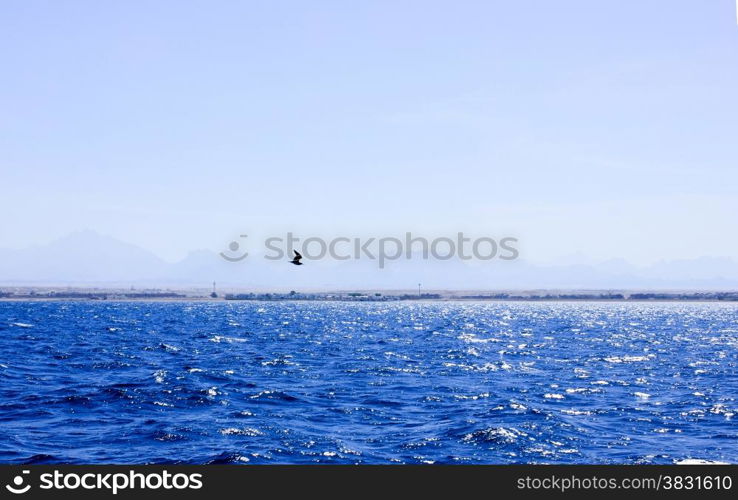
[290,250,303,266]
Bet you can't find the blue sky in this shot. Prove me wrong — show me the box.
[1,1,737,264]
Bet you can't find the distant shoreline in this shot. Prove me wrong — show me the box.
[3,286,738,303]
[2,295,738,303]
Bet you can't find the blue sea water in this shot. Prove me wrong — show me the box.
[0,300,737,464]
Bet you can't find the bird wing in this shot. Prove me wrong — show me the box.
[293,250,302,259]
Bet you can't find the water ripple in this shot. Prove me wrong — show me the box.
[0,301,736,464]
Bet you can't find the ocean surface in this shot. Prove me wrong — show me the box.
[0,301,736,464]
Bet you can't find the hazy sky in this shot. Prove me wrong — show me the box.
[1,1,737,264]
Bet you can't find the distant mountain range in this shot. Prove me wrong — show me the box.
[1,230,737,290]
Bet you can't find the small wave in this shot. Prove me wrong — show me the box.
[561,409,593,416]
[220,427,263,436]
[62,395,92,406]
[249,390,299,402]
[11,322,33,328]
[709,404,735,418]
[454,392,490,401]
[261,357,294,367]
[458,333,500,344]
[544,393,565,400]
[206,452,251,464]
[443,361,510,372]
[209,335,247,343]
[462,427,525,444]
[152,431,186,442]
[20,454,59,464]
[565,388,588,394]
[604,355,655,363]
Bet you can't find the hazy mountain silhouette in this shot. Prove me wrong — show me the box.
[0,230,165,283]
[1,230,737,290]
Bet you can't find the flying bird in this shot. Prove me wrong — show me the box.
[290,250,303,266]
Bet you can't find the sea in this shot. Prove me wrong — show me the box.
[0,301,736,464]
